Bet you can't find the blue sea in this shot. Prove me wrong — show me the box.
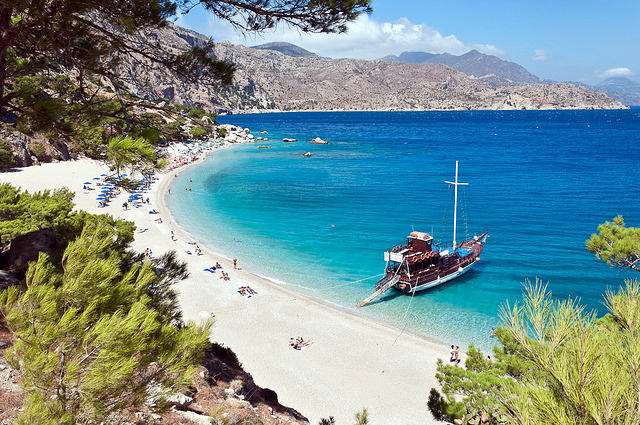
[167,110,640,351]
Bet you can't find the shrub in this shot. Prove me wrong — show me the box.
[216,127,228,138]
[189,126,207,138]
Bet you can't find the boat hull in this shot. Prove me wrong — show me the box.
[404,260,476,293]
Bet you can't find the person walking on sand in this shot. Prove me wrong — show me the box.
[454,346,460,364]
[233,258,237,269]
[449,345,455,362]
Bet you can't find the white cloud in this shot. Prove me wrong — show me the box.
[532,49,547,61]
[203,15,504,59]
[600,67,633,79]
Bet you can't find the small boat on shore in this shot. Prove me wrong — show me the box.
[359,161,488,307]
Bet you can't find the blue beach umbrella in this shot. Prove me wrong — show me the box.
[100,173,107,176]
[83,181,92,185]
[93,177,100,180]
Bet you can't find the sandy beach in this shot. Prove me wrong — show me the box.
[0,150,451,425]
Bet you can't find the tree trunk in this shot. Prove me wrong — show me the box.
[0,6,12,117]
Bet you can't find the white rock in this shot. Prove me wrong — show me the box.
[229,379,243,394]
[224,398,252,410]
[166,393,193,409]
[174,410,213,425]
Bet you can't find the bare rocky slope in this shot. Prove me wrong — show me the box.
[128,23,625,113]
[380,49,541,85]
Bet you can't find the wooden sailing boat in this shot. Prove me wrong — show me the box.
[359,161,488,307]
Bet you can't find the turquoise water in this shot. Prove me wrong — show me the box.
[167,110,640,351]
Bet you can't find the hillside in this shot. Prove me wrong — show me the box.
[594,77,640,106]
[381,49,541,85]
[124,24,623,113]
[251,42,317,57]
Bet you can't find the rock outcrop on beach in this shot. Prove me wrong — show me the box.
[122,23,625,113]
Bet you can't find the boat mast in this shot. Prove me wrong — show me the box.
[444,161,468,248]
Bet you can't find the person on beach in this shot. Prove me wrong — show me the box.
[449,345,455,362]
[215,262,221,269]
[489,327,495,337]
[233,259,237,269]
[486,355,492,363]
[454,346,460,364]
[171,231,176,241]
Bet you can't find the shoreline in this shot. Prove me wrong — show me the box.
[157,146,455,351]
[223,105,630,115]
[1,146,450,425]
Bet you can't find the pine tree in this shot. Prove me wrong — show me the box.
[0,223,211,424]
[498,280,640,425]
[587,215,640,271]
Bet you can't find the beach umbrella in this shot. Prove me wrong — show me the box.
[83,181,92,185]
[93,177,100,180]
[100,173,107,176]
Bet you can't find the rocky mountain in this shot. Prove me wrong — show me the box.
[381,49,541,85]
[251,42,317,58]
[118,23,624,113]
[593,77,640,106]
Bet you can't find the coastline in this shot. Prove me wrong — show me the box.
[1,148,449,425]
[223,105,630,115]
[158,146,456,349]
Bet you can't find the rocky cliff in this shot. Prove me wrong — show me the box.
[127,24,624,113]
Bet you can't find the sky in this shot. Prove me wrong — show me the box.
[175,0,640,85]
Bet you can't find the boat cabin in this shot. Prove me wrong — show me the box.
[407,231,433,253]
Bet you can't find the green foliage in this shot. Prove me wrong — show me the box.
[30,142,47,158]
[0,138,14,168]
[353,408,369,425]
[497,279,640,425]
[0,184,135,248]
[190,126,208,138]
[0,223,211,424]
[433,277,640,425]
[106,136,157,178]
[427,388,448,421]
[0,184,75,243]
[216,127,228,138]
[587,215,640,271]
